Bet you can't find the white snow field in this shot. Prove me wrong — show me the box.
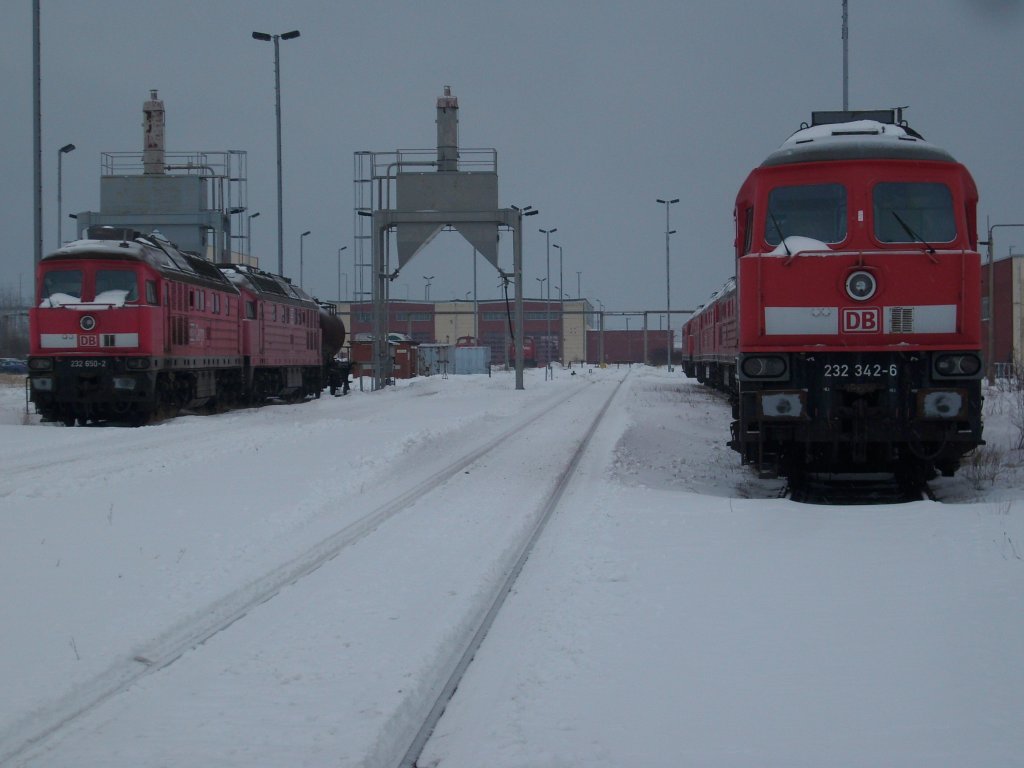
[1,366,1021,767]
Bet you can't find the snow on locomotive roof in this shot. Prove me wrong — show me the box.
[46,230,236,290]
[762,119,957,167]
[220,263,315,303]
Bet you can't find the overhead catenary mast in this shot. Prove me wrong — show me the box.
[842,0,849,110]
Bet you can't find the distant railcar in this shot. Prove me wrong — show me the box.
[508,336,537,367]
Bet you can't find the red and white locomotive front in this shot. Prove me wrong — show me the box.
[28,229,245,425]
[731,112,983,478]
[28,236,166,424]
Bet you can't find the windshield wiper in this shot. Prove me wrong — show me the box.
[768,211,791,256]
[891,211,936,255]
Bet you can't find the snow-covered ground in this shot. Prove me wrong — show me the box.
[1,367,1022,767]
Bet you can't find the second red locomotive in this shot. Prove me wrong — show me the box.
[27,227,345,425]
[682,109,983,480]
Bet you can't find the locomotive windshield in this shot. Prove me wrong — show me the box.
[873,182,956,244]
[95,269,139,302]
[40,269,83,306]
[765,183,847,246]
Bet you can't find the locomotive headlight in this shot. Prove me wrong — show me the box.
[740,354,789,380]
[845,270,877,301]
[112,377,137,391]
[28,357,53,371]
[919,389,965,419]
[758,391,806,419]
[125,357,151,370]
[31,377,54,391]
[79,315,97,331]
[933,353,982,379]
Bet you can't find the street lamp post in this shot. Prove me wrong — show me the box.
[299,230,311,288]
[252,29,301,277]
[247,211,260,260]
[576,270,582,299]
[337,246,348,301]
[57,143,76,248]
[539,227,557,371]
[423,275,434,301]
[553,243,564,364]
[657,198,680,370]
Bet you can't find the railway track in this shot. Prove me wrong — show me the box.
[5,373,628,766]
[786,472,932,505]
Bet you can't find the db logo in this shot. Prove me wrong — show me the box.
[841,307,881,333]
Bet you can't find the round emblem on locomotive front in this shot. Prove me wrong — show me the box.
[845,271,877,301]
[80,315,97,331]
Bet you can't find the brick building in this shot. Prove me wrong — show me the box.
[980,252,1024,376]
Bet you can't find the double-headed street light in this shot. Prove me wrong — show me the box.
[57,143,75,248]
[657,198,680,370]
[252,29,301,277]
[539,227,557,369]
[424,275,434,301]
[299,230,311,288]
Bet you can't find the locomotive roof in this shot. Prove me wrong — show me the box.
[219,264,316,304]
[761,119,957,167]
[45,230,237,292]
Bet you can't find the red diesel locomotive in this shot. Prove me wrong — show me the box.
[28,227,344,425]
[682,110,983,480]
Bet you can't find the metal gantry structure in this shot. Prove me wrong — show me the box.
[354,88,537,391]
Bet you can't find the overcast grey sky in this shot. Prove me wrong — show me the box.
[3,0,1022,322]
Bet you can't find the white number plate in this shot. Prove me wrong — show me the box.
[823,363,897,378]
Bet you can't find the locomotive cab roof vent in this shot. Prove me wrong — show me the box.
[806,108,922,139]
[86,225,141,242]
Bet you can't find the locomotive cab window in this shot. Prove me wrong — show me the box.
[765,183,847,246]
[40,269,83,305]
[95,269,138,303]
[873,182,956,244]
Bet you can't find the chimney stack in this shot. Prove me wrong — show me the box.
[143,89,165,175]
[436,85,459,172]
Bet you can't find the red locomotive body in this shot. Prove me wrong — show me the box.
[508,336,537,367]
[682,111,983,479]
[222,265,325,401]
[28,228,337,425]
